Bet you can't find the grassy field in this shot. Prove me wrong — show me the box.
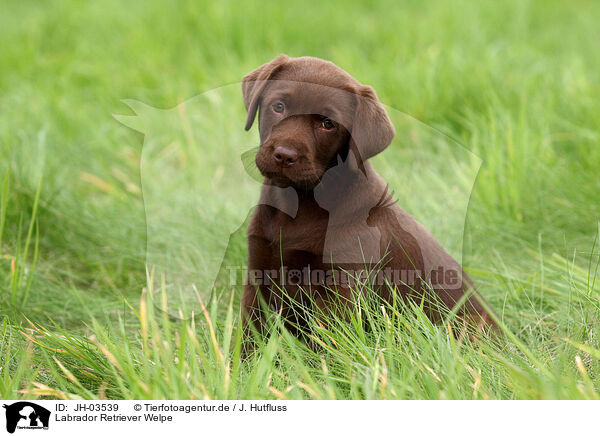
[1,0,600,400]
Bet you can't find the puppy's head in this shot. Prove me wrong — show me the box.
[242,55,395,189]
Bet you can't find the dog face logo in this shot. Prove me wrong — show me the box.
[2,402,50,434]
[114,81,481,313]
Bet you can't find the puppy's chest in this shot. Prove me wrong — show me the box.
[258,206,328,262]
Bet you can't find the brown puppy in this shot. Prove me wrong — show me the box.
[241,54,496,344]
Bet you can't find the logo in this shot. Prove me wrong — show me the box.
[2,402,50,434]
[113,82,480,316]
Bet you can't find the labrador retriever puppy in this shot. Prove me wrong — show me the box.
[241,54,496,344]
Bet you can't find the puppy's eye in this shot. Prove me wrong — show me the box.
[273,102,285,113]
[321,118,335,130]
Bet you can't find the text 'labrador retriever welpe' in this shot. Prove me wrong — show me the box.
[241,55,497,348]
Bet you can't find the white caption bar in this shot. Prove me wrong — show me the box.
[0,400,595,435]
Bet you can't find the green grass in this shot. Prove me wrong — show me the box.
[1,0,600,399]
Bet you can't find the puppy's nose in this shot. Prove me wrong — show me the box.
[273,146,298,167]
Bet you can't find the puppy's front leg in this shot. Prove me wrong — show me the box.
[241,232,272,356]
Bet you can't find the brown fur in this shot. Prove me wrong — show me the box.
[241,55,497,345]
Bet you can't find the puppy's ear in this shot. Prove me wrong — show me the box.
[242,54,289,131]
[350,85,395,160]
